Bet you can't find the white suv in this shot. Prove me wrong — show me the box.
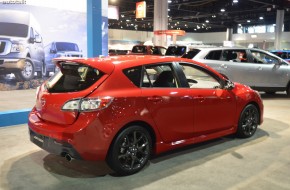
[182,47,290,97]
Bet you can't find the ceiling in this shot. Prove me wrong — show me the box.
[108,0,290,33]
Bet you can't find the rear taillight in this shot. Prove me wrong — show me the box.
[62,96,114,112]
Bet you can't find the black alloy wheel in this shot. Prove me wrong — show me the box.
[107,126,152,176]
[236,104,259,138]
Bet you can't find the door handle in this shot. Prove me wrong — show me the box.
[147,96,162,102]
[221,64,228,69]
[196,96,205,102]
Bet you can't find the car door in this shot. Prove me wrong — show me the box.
[178,62,236,135]
[247,49,289,88]
[141,63,194,143]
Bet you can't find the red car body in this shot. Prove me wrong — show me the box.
[28,55,263,175]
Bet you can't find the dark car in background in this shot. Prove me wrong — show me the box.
[129,45,166,55]
[43,42,83,76]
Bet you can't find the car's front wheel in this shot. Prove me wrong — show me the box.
[15,58,34,81]
[107,125,152,176]
[236,104,259,138]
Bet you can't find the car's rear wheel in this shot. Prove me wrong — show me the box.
[107,125,152,176]
[286,84,290,98]
[15,58,34,81]
[236,104,259,138]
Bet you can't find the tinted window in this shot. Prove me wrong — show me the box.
[46,62,103,93]
[123,66,142,87]
[56,42,79,51]
[221,50,247,62]
[205,50,222,60]
[142,64,177,88]
[181,49,201,59]
[0,22,28,37]
[132,46,146,53]
[165,46,186,56]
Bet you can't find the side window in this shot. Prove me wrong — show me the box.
[123,66,142,87]
[250,50,279,64]
[180,63,221,89]
[205,50,222,60]
[142,64,177,88]
[30,27,35,38]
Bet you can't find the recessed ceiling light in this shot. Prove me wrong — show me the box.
[206,20,209,23]
[259,16,264,20]
[212,15,216,18]
[221,8,225,12]
[247,20,251,23]
[168,0,172,3]
[233,0,238,3]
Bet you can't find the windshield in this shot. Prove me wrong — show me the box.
[55,42,80,51]
[0,22,28,37]
[165,46,186,56]
[46,62,104,93]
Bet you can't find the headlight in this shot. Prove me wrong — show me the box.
[11,43,24,53]
[62,97,114,112]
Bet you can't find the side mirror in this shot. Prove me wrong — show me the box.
[29,37,35,43]
[34,35,42,43]
[50,49,57,54]
[224,80,235,90]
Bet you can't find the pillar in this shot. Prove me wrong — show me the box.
[274,9,284,50]
[153,0,168,47]
[226,28,233,41]
[87,0,108,57]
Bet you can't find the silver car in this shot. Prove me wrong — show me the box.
[182,47,290,97]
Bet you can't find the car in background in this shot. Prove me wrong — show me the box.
[182,47,290,96]
[108,49,129,56]
[0,10,44,81]
[29,55,263,175]
[44,42,83,76]
[270,50,290,63]
[165,44,215,57]
[129,45,166,55]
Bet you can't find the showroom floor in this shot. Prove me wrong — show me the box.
[0,90,290,190]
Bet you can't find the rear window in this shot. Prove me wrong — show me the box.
[46,62,104,93]
[132,46,146,53]
[181,49,201,59]
[165,46,186,56]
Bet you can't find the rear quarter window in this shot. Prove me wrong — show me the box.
[123,66,142,87]
[205,50,222,60]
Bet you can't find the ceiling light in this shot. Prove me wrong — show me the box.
[259,16,264,20]
[212,15,216,18]
[233,0,238,3]
[168,9,170,11]
[168,0,172,3]
[247,20,251,23]
[221,8,225,12]
[205,20,209,23]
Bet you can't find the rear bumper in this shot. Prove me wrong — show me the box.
[28,107,114,161]
[29,128,82,159]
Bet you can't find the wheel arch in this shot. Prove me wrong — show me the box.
[246,101,261,124]
[107,120,157,158]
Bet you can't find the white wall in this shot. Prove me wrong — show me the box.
[108,29,290,50]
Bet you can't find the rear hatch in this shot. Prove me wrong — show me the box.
[35,59,114,125]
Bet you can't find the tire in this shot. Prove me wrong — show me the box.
[107,125,152,176]
[286,85,290,98]
[15,58,34,81]
[236,104,259,138]
[41,62,49,77]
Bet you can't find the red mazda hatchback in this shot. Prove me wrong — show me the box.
[28,55,263,175]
